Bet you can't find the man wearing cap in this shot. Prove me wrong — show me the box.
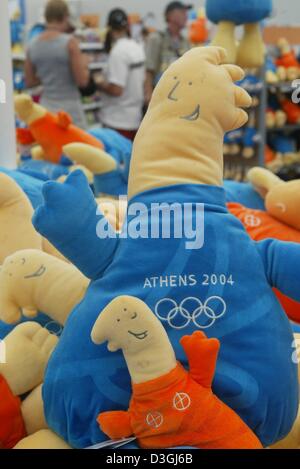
[145,1,192,103]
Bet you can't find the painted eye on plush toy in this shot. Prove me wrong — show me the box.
[21,258,26,265]
[117,318,120,322]
[131,312,137,320]
[189,82,192,86]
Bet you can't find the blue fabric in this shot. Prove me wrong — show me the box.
[33,173,298,448]
[19,158,69,182]
[89,128,132,196]
[206,0,273,25]
[0,166,44,209]
[224,180,265,210]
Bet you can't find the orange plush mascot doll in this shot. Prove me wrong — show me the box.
[228,167,300,323]
[92,296,262,449]
[15,94,103,164]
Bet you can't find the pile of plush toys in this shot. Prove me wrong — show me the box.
[3,28,300,449]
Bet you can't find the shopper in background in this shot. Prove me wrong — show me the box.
[95,9,145,141]
[25,0,89,129]
[144,1,192,104]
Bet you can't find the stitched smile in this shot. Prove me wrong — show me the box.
[128,330,148,340]
[181,104,200,121]
[24,265,46,279]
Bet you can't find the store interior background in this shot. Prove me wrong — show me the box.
[19,0,300,30]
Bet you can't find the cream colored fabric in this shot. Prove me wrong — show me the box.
[14,429,71,449]
[0,249,89,325]
[127,47,251,200]
[247,167,284,199]
[21,384,47,435]
[236,24,265,69]
[0,173,42,264]
[0,322,57,396]
[14,94,46,126]
[91,296,177,385]
[266,180,300,231]
[211,21,237,64]
[63,143,117,175]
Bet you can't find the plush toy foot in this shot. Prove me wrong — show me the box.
[31,145,45,161]
[14,429,71,449]
[211,21,237,64]
[21,384,47,435]
[0,322,58,396]
[247,167,284,199]
[236,24,265,69]
[63,143,117,175]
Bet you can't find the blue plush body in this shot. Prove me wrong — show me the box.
[33,172,298,448]
[206,0,273,25]
[224,180,265,210]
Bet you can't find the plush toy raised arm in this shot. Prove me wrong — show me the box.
[91,296,262,449]
[32,170,119,279]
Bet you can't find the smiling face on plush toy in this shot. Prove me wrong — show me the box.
[91,296,170,354]
[148,47,251,133]
[2,250,46,282]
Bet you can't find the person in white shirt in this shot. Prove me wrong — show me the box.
[96,9,146,141]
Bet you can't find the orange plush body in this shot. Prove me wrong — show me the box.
[17,111,103,164]
[98,332,262,449]
[227,202,300,323]
[281,99,300,125]
[276,51,299,70]
[0,375,26,449]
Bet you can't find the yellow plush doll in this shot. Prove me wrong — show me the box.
[247,167,300,230]
[0,321,70,448]
[0,249,89,326]
[15,94,104,164]
[92,296,262,449]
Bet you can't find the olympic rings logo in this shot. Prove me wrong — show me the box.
[155,296,226,329]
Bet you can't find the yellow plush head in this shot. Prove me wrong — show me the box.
[128,46,251,199]
[266,180,300,230]
[14,94,46,126]
[91,296,170,354]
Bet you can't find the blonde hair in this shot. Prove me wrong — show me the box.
[45,0,69,23]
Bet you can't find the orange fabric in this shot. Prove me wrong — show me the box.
[189,19,208,44]
[227,203,300,323]
[281,100,300,125]
[28,112,104,163]
[16,128,35,145]
[276,51,299,69]
[0,375,26,449]
[98,332,262,449]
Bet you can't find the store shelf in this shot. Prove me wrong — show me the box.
[82,101,102,111]
[267,124,300,133]
[80,43,104,52]
[89,61,106,71]
[267,81,296,93]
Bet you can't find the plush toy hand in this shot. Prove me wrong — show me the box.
[0,322,58,396]
[180,331,220,388]
[33,170,119,279]
[63,143,117,175]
